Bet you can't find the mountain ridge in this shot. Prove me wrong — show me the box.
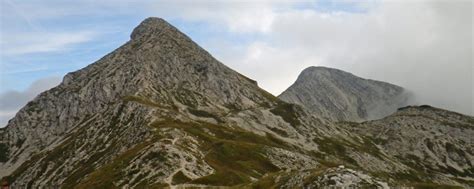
[0,17,472,188]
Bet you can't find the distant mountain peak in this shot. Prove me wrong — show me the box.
[1,18,472,188]
[302,66,340,72]
[280,66,410,121]
[297,66,358,82]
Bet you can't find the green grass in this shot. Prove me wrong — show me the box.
[195,141,279,185]
[143,151,167,162]
[313,137,358,166]
[257,89,282,108]
[359,137,386,159]
[72,140,153,189]
[187,108,222,122]
[171,171,192,185]
[247,172,282,189]
[151,119,287,186]
[408,183,464,189]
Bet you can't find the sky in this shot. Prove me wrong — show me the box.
[0,0,472,126]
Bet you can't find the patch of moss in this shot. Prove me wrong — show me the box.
[0,143,9,162]
[192,141,279,186]
[14,139,25,148]
[109,104,126,128]
[359,137,385,159]
[62,144,117,188]
[270,103,301,127]
[143,151,167,162]
[313,137,357,166]
[148,183,170,188]
[151,119,289,150]
[249,172,280,189]
[152,119,286,186]
[187,108,222,122]
[437,164,472,177]
[408,183,464,189]
[171,171,192,185]
[393,170,423,182]
[73,140,153,189]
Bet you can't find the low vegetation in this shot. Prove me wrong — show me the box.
[0,143,8,162]
[270,103,301,127]
[151,119,290,186]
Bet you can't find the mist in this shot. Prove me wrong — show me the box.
[177,1,473,116]
[0,0,472,124]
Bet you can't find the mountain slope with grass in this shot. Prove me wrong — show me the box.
[0,18,472,188]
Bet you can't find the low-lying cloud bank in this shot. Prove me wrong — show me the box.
[0,77,61,126]
[162,1,472,115]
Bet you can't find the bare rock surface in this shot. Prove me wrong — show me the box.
[279,66,411,122]
[0,18,472,188]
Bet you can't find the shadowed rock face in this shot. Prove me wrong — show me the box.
[279,66,411,122]
[0,18,472,188]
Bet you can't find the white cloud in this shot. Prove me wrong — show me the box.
[0,77,61,127]
[0,0,120,56]
[0,0,471,117]
[1,31,97,56]
[152,0,295,33]
[157,0,472,115]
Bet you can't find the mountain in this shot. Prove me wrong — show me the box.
[343,105,474,183]
[250,105,474,188]
[0,18,472,188]
[279,66,411,122]
[0,17,331,188]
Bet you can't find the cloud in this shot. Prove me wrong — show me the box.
[152,0,295,33]
[0,0,471,117]
[1,31,97,56]
[0,77,61,127]
[154,0,472,115]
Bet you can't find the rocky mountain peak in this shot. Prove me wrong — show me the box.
[0,17,282,180]
[1,17,472,188]
[299,66,344,76]
[130,17,175,40]
[297,66,361,84]
[279,66,410,122]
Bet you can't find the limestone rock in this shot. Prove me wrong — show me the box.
[279,66,411,122]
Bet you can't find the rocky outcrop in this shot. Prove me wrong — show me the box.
[0,18,471,188]
[342,105,474,185]
[279,66,411,122]
[0,17,328,188]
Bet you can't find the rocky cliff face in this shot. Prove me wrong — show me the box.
[0,17,331,188]
[342,105,474,185]
[0,18,472,188]
[279,66,411,122]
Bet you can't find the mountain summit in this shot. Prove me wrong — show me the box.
[0,17,325,188]
[279,66,411,122]
[130,17,173,40]
[0,18,472,188]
